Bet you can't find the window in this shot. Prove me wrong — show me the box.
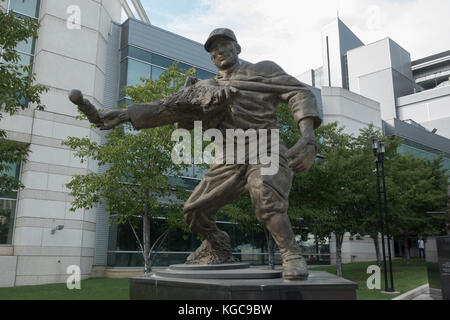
[151,65,164,80]
[342,54,349,90]
[177,62,193,74]
[0,199,16,245]
[119,60,128,97]
[9,0,40,18]
[15,36,36,55]
[152,53,173,69]
[196,68,216,80]
[127,59,151,87]
[7,0,41,108]
[128,46,153,64]
[17,52,33,69]
[0,162,21,245]
[118,98,133,106]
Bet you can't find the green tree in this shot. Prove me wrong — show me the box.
[1,0,48,194]
[63,63,196,273]
[386,153,448,264]
[294,122,380,277]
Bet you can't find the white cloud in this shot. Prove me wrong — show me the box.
[155,0,450,76]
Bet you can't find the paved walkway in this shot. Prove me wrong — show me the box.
[412,293,435,300]
[392,284,435,300]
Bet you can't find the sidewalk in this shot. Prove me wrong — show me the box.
[412,293,434,300]
[393,284,435,300]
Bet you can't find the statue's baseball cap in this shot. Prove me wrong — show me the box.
[204,28,237,52]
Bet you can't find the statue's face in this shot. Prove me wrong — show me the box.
[209,37,240,70]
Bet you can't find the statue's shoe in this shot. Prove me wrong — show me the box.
[283,257,309,280]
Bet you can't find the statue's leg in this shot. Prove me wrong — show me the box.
[184,163,246,264]
[245,159,308,280]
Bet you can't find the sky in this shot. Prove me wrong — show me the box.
[127,0,450,76]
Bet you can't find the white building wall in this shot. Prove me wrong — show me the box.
[397,85,450,139]
[296,70,314,87]
[321,87,382,136]
[0,0,7,11]
[322,19,343,88]
[347,38,415,122]
[329,233,395,265]
[0,0,122,287]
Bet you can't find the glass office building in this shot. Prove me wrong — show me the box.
[384,119,450,173]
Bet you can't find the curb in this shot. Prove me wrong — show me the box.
[392,284,429,300]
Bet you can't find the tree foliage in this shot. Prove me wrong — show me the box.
[387,155,448,236]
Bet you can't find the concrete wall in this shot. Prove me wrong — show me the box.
[329,233,395,265]
[0,0,122,287]
[296,70,314,87]
[397,85,450,139]
[347,38,415,121]
[92,21,122,267]
[321,19,343,88]
[0,0,7,12]
[321,87,382,136]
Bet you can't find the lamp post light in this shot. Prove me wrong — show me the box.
[372,137,395,292]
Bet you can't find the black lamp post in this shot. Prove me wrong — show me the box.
[372,136,395,292]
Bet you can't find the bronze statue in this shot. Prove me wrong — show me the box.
[69,28,322,280]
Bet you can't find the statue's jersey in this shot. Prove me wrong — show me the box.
[211,60,322,132]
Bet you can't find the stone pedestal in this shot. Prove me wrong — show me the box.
[426,236,450,300]
[129,263,357,300]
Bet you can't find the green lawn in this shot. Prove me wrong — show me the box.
[0,259,428,300]
[311,258,428,300]
[0,277,129,300]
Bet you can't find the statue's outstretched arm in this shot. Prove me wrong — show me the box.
[69,78,236,131]
[68,89,192,131]
[69,89,135,130]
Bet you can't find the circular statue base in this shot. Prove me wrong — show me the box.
[155,263,281,280]
[130,263,357,300]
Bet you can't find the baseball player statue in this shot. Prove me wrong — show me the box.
[69,28,322,280]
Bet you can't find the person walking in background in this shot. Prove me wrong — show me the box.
[418,236,425,259]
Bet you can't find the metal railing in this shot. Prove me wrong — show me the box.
[106,250,331,268]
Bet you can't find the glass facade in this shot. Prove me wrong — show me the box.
[126,59,151,87]
[107,215,330,267]
[0,162,21,245]
[108,217,273,267]
[119,45,216,97]
[0,199,16,245]
[398,138,450,173]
